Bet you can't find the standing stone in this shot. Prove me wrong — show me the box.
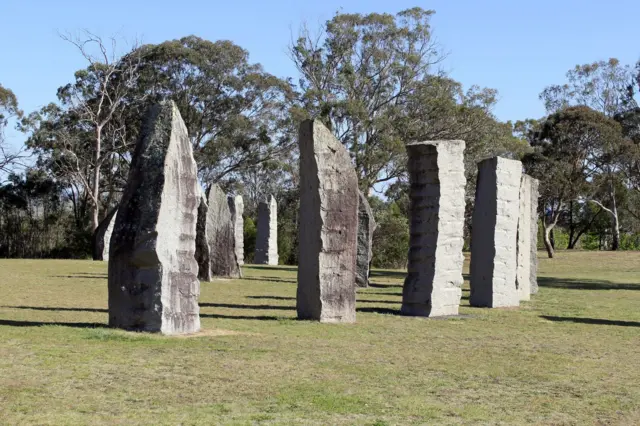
[255,196,278,265]
[401,141,467,317]
[529,177,540,295]
[470,156,522,308]
[93,207,118,261]
[195,184,241,280]
[297,119,359,323]
[356,191,376,288]
[228,195,244,266]
[108,101,200,335]
[516,175,533,300]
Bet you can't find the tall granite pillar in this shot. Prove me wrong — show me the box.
[470,156,522,308]
[297,119,359,323]
[93,207,118,261]
[195,184,241,280]
[529,177,540,295]
[356,191,376,288]
[228,195,244,266]
[516,175,533,300]
[255,196,278,265]
[401,141,466,317]
[108,101,200,335]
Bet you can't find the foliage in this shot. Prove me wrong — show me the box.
[370,197,409,269]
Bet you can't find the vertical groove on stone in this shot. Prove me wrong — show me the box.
[356,191,376,288]
[228,195,245,266]
[108,101,200,335]
[93,207,118,261]
[401,140,466,317]
[297,119,359,323]
[516,175,533,300]
[529,177,540,294]
[255,196,278,265]
[470,156,522,308]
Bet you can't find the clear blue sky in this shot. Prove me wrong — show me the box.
[2,0,639,149]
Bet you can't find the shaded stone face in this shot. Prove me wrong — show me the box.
[470,156,522,308]
[516,174,534,300]
[529,177,540,295]
[228,195,244,266]
[401,141,466,317]
[356,191,376,288]
[108,101,200,335]
[93,207,118,261]
[255,196,278,265]
[195,184,241,280]
[297,119,359,323]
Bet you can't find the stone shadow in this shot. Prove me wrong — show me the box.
[541,315,640,327]
[242,265,296,273]
[51,275,108,279]
[199,313,289,321]
[1,305,107,313]
[538,277,640,290]
[246,295,295,301]
[240,277,296,284]
[199,303,293,311]
[367,282,403,289]
[369,270,406,278]
[0,319,108,328]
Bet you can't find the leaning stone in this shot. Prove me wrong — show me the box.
[297,119,359,323]
[516,175,534,300]
[93,207,118,261]
[254,196,278,265]
[401,141,466,317]
[470,156,522,308]
[529,177,540,294]
[356,191,376,288]
[108,101,200,335]
[195,184,241,280]
[228,195,244,266]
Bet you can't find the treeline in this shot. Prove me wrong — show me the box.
[0,8,639,264]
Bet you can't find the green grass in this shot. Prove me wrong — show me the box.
[0,251,639,425]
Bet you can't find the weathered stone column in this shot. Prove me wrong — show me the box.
[529,177,540,295]
[93,207,118,261]
[228,195,244,266]
[470,156,522,308]
[401,141,466,317]
[255,196,278,265]
[108,101,200,335]
[297,119,359,323]
[356,191,376,288]
[195,184,241,280]
[516,175,533,300]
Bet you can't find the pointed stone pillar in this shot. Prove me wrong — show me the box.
[255,196,278,265]
[470,156,522,308]
[529,177,540,295]
[297,119,359,323]
[356,191,376,288]
[401,140,466,317]
[228,195,245,266]
[108,101,200,335]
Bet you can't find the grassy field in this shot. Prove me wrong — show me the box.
[0,251,639,425]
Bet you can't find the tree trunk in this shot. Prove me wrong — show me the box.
[550,228,555,250]
[610,188,620,251]
[90,127,102,232]
[567,200,575,249]
[544,224,555,258]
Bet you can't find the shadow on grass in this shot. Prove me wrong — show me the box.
[239,277,296,284]
[200,303,293,311]
[538,277,640,290]
[359,291,402,297]
[357,307,402,315]
[368,283,403,289]
[0,319,108,328]
[51,275,108,279]
[200,313,288,321]
[1,305,107,313]
[246,295,295,301]
[369,270,406,278]
[242,265,296,273]
[541,315,640,327]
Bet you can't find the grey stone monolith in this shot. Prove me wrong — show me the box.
[195,184,241,280]
[516,175,533,300]
[228,195,244,266]
[470,156,522,308]
[401,141,467,317]
[93,207,117,261]
[255,196,278,265]
[529,177,540,295]
[297,119,359,323]
[356,191,376,288]
[108,101,200,335]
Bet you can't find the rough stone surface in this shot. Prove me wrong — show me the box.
[297,119,359,323]
[516,175,533,300]
[93,207,118,261]
[529,177,540,295]
[195,184,241,280]
[228,195,244,266]
[108,101,200,335]
[401,141,467,317]
[356,191,376,288]
[255,196,278,265]
[470,156,522,308]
